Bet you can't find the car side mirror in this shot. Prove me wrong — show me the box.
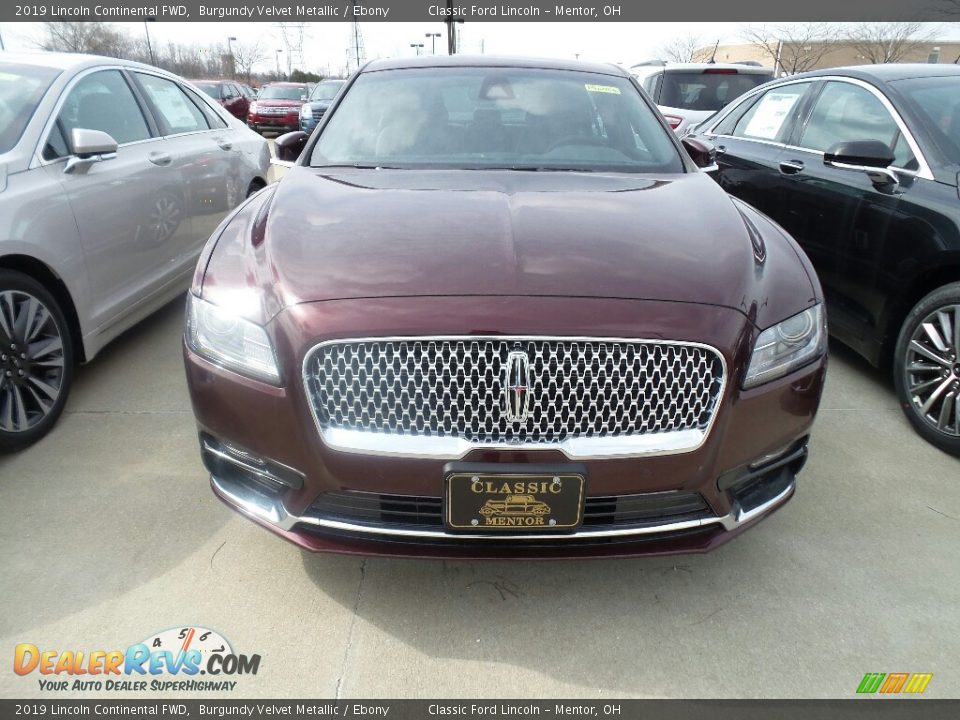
[273,130,309,166]
[64,128,118,174]
[681,136,718,171]
[824,140,899,192]
[301,94,308,101]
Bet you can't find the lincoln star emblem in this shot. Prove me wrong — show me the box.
[504,350,532,423]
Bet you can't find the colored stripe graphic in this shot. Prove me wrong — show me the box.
[903,673,933,694]
[857,673,886,694]
[879,673,910,693]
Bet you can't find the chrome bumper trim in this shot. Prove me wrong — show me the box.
[210,473,794,542]
[318,426,709,460]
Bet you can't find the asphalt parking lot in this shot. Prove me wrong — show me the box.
[1,293,958,700]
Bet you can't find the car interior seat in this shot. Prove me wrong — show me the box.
[465,108,510,155]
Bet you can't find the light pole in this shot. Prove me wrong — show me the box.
[410,43,424,56]
[143,19,156,66]
[275,48,284,78]
[426,32,441,55]
[226,36,237,78]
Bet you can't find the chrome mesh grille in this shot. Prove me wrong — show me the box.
[304,338,724,446]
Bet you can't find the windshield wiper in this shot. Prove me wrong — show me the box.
[471,166,596,172]
[313,163,404,170]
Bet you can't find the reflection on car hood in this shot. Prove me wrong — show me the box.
[271,168,778,306]
[201,167,817,328]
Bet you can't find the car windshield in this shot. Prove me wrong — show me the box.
[0,63,62,154]
[658,71,771,112]
[259,85,305,101]
[310,67,683,173]
[892,76,960,166]
[310,81,344,101]
[195,83,220,99]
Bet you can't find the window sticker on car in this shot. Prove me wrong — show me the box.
[743,91,800,140]
[584,84,621,94]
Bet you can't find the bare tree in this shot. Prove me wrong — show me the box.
[37,22,303,84]
[741,23,836,75]
[38,22,132,58]
[844,22,940,64]
[232,39,268,84]
[657,35,712,63]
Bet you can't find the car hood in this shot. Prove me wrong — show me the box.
[201,167,818,328]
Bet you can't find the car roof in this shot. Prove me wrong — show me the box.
[363,54,628,77]
[265,81,309,87]
[0,50,166,74]
[631,62,774,76]
[786,63,960,84]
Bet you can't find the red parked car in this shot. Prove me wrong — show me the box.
[191,79,249,121]
[247,82,309,134]
[184,56,827,559]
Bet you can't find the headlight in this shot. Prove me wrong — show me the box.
[300,103,312,118]
[186,294,280,384]
[249,102,258,114]
[743,304,825,388]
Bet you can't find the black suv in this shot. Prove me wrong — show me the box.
[691,64,960,455]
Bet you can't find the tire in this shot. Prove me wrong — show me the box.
[0,270,74,453]
[893,281,960,457]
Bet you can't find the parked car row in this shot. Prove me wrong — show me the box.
[3,50,958,564]
[686,63,960,455]
[0,52,270,450]
[186,79,346,135]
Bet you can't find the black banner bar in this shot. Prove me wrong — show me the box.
[3,0,959,23]
[2,700,960,720]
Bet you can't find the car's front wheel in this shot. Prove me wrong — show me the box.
[894,282,960,456]
[0,270,74,453]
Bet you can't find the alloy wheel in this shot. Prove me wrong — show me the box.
[903,304,960,436]
[0,290,66,433]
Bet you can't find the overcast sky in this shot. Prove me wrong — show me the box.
[2,21,957,75]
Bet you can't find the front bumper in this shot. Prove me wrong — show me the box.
[205,435,805,558]
[185,296,826,559]
[248,112,299,133]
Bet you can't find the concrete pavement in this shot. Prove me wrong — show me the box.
[1,296,958,699]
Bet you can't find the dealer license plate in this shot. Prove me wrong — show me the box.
[445,471,585,532]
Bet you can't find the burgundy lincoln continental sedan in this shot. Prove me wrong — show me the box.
[184,56,827,559]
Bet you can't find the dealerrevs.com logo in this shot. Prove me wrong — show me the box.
[13,626,260,693]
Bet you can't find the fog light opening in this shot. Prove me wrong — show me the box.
[200,434,304,492]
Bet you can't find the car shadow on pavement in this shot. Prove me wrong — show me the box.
[297,524,821,696]
[0,293,231,636]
